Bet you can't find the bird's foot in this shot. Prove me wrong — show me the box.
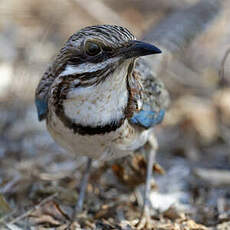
[136,207,153,230]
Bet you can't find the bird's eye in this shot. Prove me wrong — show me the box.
[85,41,101,56]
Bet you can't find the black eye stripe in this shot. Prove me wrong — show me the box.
[102,46,113,52]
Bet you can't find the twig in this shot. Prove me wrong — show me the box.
[7,193,57,225]
[218,47,230,87]
[4,223,23,230]
[194,168,230,187]
[0,210,16,225]
[0,175,21,194]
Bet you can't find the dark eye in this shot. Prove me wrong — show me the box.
[85,41,101,56]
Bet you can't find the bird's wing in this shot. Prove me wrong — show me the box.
[35,66,56,121]
[129,58,170,128]
[35,44,75,121]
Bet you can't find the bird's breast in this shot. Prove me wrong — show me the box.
[63,84,128,128]
[62,64,129,128]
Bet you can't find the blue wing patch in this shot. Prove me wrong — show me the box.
[35,98,48,121]
[130,109,165,128]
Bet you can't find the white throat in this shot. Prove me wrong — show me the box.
[62,61,131,127]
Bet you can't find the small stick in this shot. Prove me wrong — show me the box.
[7,193,57,225]
[218,47,230,86]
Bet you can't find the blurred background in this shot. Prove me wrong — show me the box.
[0,0,230,229]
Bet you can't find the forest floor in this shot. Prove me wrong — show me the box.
[0,0,230,229]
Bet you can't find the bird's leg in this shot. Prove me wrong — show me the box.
[73,157,92,218]
[137,134,158,228]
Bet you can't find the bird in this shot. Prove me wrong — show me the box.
[35,25,168,222]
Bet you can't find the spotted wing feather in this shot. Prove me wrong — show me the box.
[129,58,170,128]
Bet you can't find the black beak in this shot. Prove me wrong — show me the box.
[121,40,161,59]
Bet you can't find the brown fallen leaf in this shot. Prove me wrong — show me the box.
[112,154,164,189]
[179,219,208,230]
[163,206,186,220]
[29,200,70,227]
[153,163,165,175]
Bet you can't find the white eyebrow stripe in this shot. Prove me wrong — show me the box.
[59,57,119,77]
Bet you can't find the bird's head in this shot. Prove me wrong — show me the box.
[55,25,161,86]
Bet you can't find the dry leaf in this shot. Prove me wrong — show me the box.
[29,200,70,227]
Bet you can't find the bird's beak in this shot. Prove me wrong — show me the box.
[121,40,162,59]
